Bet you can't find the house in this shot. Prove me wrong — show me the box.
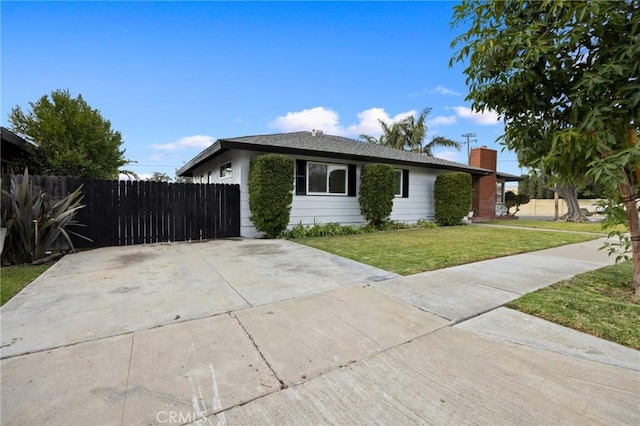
[177,131,521,237]
[1,127,34,175]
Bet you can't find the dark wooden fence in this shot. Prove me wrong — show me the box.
[2,175,241,248]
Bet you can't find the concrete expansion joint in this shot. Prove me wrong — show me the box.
[230,313,287,390]
[120,334,135,425]
[0,330,135,361]
[193,250,252,307]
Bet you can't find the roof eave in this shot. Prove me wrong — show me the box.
[220,141,492,176]
[176,142,224,176]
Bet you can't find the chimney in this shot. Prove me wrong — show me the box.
[469,146,498,221]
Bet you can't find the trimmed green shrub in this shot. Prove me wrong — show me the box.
[359,164,395,228]
[248,154,295,238]
[504,191,530,215]
[434,172,472,226]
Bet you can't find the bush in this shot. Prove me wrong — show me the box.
[504,191,530,215]
[359,164,395,228]
[283,218,438,239]
[283,221,368,238]
[434,172,472,226]
[248,154,295,238]
[1,169,87,264]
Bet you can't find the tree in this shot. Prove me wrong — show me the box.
[451,0,640,294]
[147,172,172,183]
[174,170,193,184]
[8,89,130,179]
[360,108,460,155]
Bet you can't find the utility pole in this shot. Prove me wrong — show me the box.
[462,133,477,163]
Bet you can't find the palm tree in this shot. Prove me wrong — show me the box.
[359,108,460,156]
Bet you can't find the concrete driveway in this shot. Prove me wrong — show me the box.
[0,239,397,358]
[1,238,638,425]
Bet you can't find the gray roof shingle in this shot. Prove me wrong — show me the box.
[177,131,493,176]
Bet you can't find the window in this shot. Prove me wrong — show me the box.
[394,170,403,197]
[307,162,348,195]
[496,181,505,203]
[220,162,232,178]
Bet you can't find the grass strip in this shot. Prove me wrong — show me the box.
[1,264,51,306]
[508,262,639,349]
[295,226,599,276]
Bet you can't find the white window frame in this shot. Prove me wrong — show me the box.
[307,162,348,196]
[220,162,232,179]
[393,169,403,197]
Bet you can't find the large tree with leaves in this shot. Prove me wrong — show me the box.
[360,108,460,155]
[451,0,640,294]
[8,89,129,179]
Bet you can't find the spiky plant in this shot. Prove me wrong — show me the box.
[1,169,87,264]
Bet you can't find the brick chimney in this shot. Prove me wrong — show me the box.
[469,146,497,220]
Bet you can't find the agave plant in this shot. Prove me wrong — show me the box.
[1,169,87,264]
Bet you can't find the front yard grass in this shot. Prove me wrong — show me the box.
[508,262,639,349]
[485,219,626,234]
[295,226,600,275]
[1,264,51,306]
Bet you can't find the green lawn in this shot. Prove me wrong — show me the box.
[508,262,639,349]
[295,226,600,275]
[1,264,51,306]
[485,219,626,234]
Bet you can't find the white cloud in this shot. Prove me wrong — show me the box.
[151,135,215,151]
[269,106,415,138]
[451,106,501,125]
[427,115,457,127]
[434,151,460,162]
[149,153,165,162]
[269,107,342,134]
[345,108,415,137]
[431,86,463,96]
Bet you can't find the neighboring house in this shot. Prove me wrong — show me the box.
[1,127,34,174]
[177,131,520,237]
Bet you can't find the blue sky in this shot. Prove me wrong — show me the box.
[2,1,523,179]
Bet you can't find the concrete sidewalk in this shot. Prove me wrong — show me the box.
[1,238,638,425]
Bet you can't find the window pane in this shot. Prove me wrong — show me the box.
[308,164,327,192]
[394,170,402,196]
[328,167,346,194]
[220,162,232,178]
[496,182,504,202]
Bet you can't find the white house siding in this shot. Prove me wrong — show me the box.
[190,150,445,238]
[190,149,255,237]
[390,165,442,223]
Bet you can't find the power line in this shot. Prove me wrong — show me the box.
[461,133,477,163]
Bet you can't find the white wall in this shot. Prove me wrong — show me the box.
[191,150,443,238]
[390,165,440,222]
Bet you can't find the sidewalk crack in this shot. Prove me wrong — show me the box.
[120,334,135,426]
[231,313,287,390]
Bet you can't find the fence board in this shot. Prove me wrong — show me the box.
[1,174,241,249]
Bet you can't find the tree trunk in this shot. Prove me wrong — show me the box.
[555,184,588,222]
[619,181,640,296]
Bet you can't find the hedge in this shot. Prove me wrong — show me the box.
[359,164,395,228]
[248,154,295,238]
[434,172,472,226]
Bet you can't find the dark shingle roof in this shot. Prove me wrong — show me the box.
[177,131,493,177]
[496,171,524,181]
